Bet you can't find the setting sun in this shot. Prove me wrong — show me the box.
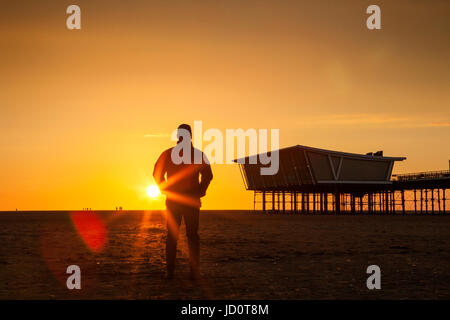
[146,185,161,199]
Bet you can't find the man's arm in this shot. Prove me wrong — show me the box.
[199,163,213,197]
[153,151,168,191]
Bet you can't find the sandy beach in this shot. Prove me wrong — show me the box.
[0,211,449,299]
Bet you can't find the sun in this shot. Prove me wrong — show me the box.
[146,185,161,198]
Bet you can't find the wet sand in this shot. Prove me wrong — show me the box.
[0,211,449,299]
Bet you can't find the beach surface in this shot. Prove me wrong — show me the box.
[0,211,449,299]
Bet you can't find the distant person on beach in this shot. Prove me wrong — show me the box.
[153,124,213,280]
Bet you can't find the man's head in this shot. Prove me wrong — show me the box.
[177,123,192,142]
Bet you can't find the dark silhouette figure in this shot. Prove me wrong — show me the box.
[153,124,213,280]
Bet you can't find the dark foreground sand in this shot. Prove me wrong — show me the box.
[0,211,449,299]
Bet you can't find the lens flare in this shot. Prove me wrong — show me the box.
[70,211,107,252]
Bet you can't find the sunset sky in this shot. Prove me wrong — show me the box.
[1,0,449,210]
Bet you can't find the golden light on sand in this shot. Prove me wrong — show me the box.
[146,185,161,199]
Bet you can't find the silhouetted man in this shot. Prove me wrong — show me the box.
[153,124,213,280]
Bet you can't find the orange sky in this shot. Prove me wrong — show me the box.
[0,0,449,210]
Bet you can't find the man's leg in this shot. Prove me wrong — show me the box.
[166,201,182,279]
[184,205,200,279]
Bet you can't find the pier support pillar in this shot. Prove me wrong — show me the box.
[401,190,406,214]
[262,191,266,213]
[335,193,341,214]
[437,189,441,214]
[294,192,297,213]
[443,189,446,214]
[431,189,435,214]
[351,195,356,214]
[385,191,389,214]
[272,191,275,212]
[414,190,417,214]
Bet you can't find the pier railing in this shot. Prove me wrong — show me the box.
[392,170,450,181]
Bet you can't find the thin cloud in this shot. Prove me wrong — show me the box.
[143,133,170,138]
[297,113,450,129]
[429,122,450,127]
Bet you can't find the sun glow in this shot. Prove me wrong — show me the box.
[146,185,161,199]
